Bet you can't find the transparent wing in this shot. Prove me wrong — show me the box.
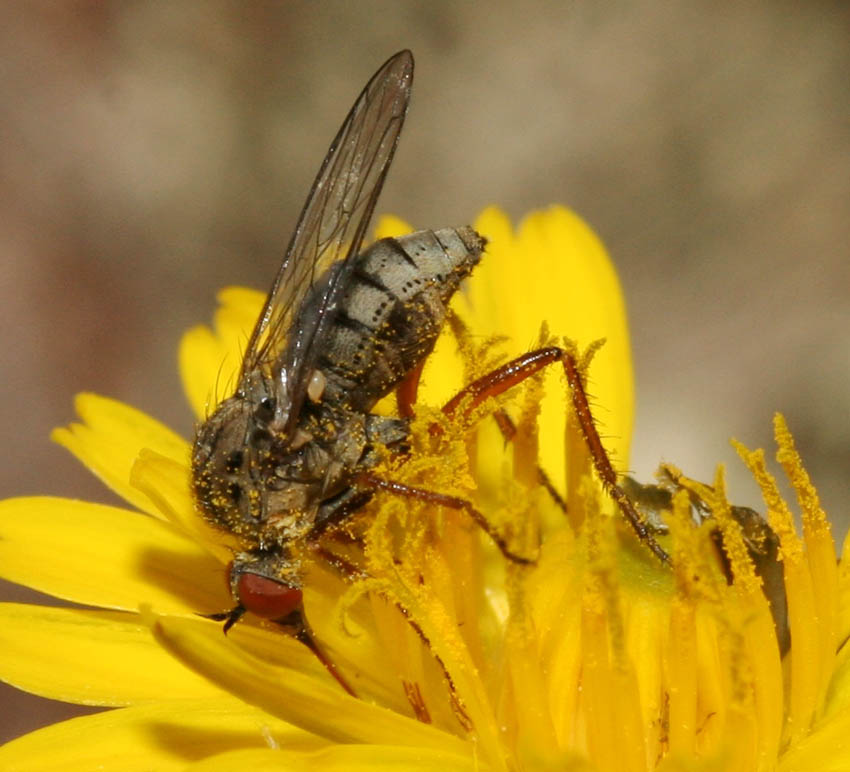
[238,50,413,428]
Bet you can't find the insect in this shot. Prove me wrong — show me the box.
[191,50,672,690]
[622,471,790,655]
[191,51,515,680]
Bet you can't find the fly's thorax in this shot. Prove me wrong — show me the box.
[192,393,258,539]
[192,383,370,550]
[260,404,371,539]
[314,226,485,412]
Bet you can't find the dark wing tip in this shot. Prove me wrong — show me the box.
[386,49,414,85]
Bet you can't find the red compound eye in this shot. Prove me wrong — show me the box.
[235,572,303,620]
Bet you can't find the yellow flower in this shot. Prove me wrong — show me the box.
[0,206,846,770]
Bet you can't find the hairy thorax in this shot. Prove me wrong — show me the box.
[192,390,370,552]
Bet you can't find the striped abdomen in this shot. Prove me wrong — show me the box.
[316,226,484,412]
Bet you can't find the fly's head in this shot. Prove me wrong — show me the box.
[226,549,306,627]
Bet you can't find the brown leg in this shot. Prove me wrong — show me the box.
[292,622,358,697]
[205,603,357,697]
[356,471,534,565]
[311,542,366,582]
[441,346,669,563]
[442,346,564,418]
[561,353,669,562]
[396,359,425,419]
[491,407,567,513]
[439,314,567,512]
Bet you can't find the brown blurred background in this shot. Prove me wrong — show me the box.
[1,1,848,743]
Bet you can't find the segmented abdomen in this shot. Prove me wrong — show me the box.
[317,226,484,412]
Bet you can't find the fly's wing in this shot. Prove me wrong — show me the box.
[238,50,414,432]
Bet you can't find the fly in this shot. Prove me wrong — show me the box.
[191,51,502,689]
[192,52,686,696]
[622,472,790,656]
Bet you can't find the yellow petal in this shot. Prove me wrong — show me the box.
[373,214,414,239]
[150,612,471,754]
[129,448,237,564]
[823,639,850,722]
[774,413,839,708]
[369,576,506,768]
[778,707,850,771]
[179,288,265,420]
[51,393,190,518]
[185,744,479,771]
[0,603,224,704]
[0,497,229,614]
[0,698,327,772]
[472,206,633,479]
[836,529,850,650]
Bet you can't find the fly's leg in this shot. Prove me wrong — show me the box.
[205,604,357,696]
[442,346,562,417]
[355,471,534,565]
[396,359,426,419]
[203,606,246,632]
[288,611,358,697]
[562,352,668,562]
[311,543,366,581]
[441,346,670,563]
[393,331,566,512]
[489,408,567,513]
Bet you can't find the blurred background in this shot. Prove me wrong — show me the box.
[1,1,848,742]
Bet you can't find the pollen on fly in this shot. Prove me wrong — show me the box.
[191,50,501,693]
[191,50,677,695]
